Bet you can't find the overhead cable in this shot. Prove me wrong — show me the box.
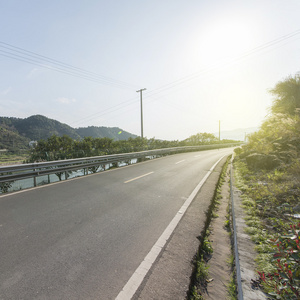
[0,41,138,90]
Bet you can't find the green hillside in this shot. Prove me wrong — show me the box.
[14,115,81,140]
[0,115,137,151]
[0,118,30,151]
[75,126,135,140]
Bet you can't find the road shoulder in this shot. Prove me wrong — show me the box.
[133,156,228,299]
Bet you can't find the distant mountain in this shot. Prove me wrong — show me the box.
[0,115,137,151]
[14,115,81,140]
[75,126,135,140]
[216,127,259,141]
[0,117,30,151]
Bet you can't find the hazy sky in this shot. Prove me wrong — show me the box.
[1,1,299,140]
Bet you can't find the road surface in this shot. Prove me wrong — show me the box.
[0,148,233,299]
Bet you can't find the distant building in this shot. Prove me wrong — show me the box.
[29,141,38,148]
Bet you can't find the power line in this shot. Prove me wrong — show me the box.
[0,41,138,90]
[71,29,300,127]
[70,96,138,127]
[144,29,300,100]
[1,30,299,127]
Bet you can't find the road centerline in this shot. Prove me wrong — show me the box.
[124,172,154,184]
[175,160,185,164]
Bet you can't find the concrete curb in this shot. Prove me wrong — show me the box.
[231,163,267,300]
[230,161,243,300]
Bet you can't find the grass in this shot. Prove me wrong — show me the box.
[233,157,300,298]
[211,211,219,218]
[190,286,204,300]
[227,275,237,300]
[225,200,237,300]
[226,254,234,268]
[195,256,210,281]
[0,153,29,165]
[202,236,213,255]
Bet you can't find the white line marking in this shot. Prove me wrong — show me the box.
[175,160,185,164]
[124,172,154,184]
[116,155,226,300]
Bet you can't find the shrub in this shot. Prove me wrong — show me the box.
[258,223,300,299]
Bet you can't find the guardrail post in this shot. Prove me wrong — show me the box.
[33,169,37,187]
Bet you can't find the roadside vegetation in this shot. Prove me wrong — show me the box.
[0,133,238,193]
[0,133,239,165]
[22,132,236,163]
[233,73,300,299]
[1,113,240,164]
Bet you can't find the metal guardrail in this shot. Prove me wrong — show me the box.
[0,143,241,190]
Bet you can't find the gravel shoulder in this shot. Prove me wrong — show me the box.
[203,166,232,299]
[133,157,268,300]
[134,156,228,299]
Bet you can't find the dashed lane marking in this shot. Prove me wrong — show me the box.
[124,172,154,184]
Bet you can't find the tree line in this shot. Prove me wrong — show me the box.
[27,132,231,162]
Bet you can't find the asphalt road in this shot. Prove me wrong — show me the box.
[0,148,233,299]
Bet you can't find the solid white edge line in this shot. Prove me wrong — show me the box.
[116,155,226,300]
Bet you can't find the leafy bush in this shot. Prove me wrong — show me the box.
[0,172,13,193]
[258,223,300,299]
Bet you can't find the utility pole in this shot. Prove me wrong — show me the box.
[136,88,146,139]
[219,120,221,141]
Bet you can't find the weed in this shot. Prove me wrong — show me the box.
[244,226,260,235]
[227,275,237,300]
[190,286,204,300]
[196,257,209,281]
[202,237,213,254]
[245,218,261,228]
[224,219,230,229]
[212,211,219,218]
[226,254,234,268]
[255,241,274,253]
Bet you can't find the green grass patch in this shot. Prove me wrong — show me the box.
[227,275,237,300]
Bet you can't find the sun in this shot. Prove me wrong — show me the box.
[194,17,257,67]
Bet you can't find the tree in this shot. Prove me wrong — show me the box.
[270,74,300,116]
[184,132,218,145]
[93,137,114,155]
[241,73,300,168]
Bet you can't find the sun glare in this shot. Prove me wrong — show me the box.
[195,17,257,67]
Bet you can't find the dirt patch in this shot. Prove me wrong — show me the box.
[203,167,233,299]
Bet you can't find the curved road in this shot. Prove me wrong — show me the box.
[0,148,233,299]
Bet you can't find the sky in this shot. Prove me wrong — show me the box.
[0,0,299,141]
